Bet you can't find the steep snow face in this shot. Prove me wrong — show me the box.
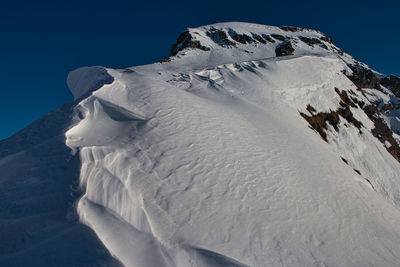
[66,23,400,267]
[67,66,114,100]
[0,103,121,266]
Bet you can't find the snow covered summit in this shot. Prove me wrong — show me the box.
[161,22,345,67]
[3,22,400,267]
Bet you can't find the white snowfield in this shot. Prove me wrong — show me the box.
[65,22,400,267]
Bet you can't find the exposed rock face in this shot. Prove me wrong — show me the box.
[280,26,300,32]
[228,29,254,44]
[381,75,400,97]
[343,68,400,159]
[300,79,400,163]
[252,34,267,44]
[300,106,340,141]
[299,36,328,49]
[344,65,400,104]
[170,31,211,57]
[334,88,363,129]
[342,66,400,159]
[275,40,294,57]
[262,34,276,43]
[162,24,341,63]
[320,36,335,44]
[346,65,381,89]
[300,88,363,142]
[206,28,236,46]
[206,28,280,47]
[363,103,400,162]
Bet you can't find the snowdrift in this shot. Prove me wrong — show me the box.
[3,22,400,266]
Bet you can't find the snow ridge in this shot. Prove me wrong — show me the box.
[65,23,400,267]
[67,66,114,100]
[3,22,400,267]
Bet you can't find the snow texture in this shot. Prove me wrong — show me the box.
[4,22,400,266]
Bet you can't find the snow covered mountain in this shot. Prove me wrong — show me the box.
[2,22,400,266]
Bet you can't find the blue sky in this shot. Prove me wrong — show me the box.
[1,0,399,140]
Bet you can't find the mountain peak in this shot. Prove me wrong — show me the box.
[162,22,339,64]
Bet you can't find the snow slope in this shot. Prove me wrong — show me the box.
[64,22,400,266]
[0,103,121,266]
[3,22,400,266]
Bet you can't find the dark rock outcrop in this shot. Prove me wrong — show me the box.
[252,34,266,44]
[334,88,363,130]
[301,83,400,163]
[320,36,334,44]
[170,31,211,57]
[346,65,381,89]
[363,103,400,162]
[280,26,300,32]
[275,41,294,57]
[300,88,368,142]
[343,66,400,162]
[228,30,254,44]
[206,28,236,46]
[380,75,400,97]
[262,34,276,43]
[300,106,340,141]
[298,36,328,49]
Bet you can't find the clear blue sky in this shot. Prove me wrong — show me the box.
[1,0,399,140]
